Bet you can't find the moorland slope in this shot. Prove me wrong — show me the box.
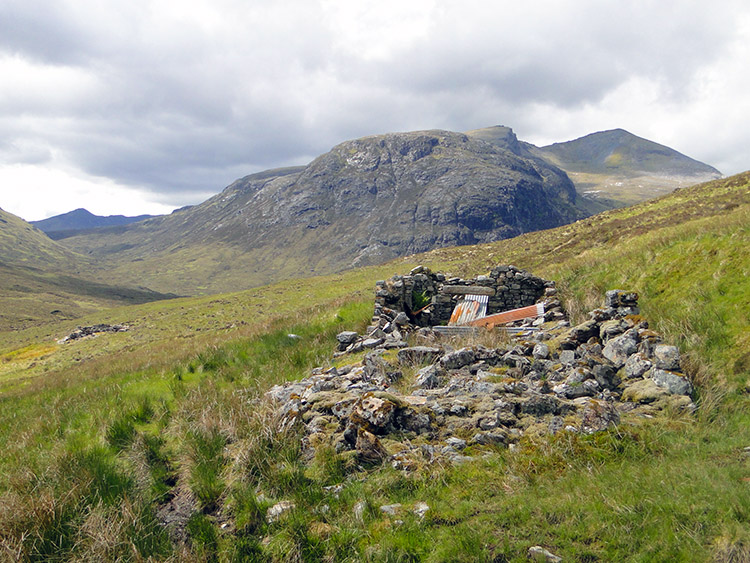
[0,207,176,330]
[0,172,748,561]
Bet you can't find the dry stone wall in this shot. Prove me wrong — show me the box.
[267,267,696,472]
[373,264,555,327]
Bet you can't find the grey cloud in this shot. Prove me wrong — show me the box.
[0,139,52,165]
[0,0,748,208]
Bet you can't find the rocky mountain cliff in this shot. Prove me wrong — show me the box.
[60,130,588,294]
[466,126,722,211]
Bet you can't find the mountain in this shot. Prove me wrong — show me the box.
[535,128,721,208]
[537,128,721,177]
[54,126,722,297]
[31,208,156,240]
[466,126,722,210]
[0,207,175,330]
[59,130,589,294]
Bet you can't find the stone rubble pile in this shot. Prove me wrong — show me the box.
[58,323,130,343]
[267,268,695,470]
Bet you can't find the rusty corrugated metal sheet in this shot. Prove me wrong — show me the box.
[448,294,489,325]
[468,302,545,329]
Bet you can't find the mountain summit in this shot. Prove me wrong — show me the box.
[535,128,721,208]
[537,128,721,177]
[60,130,587,294]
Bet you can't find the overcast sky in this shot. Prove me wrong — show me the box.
[2,0,749,221]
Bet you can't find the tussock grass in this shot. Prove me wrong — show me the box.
[1,173,749,560]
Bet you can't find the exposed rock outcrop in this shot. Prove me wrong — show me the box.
[58,131,587,294]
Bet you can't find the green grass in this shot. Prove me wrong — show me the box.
[0,173,749,560]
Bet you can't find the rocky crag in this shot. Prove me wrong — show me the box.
[267,266,695,470]
[58,130,586,294]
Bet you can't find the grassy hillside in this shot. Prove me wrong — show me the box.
[0,207,87,271]
[0,173,748,561]
[0,208,176,331]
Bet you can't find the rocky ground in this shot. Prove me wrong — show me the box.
[267,284,695,470]
[57,323,129,343]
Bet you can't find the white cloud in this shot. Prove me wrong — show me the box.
[0,162,183,222]
[0,0,748,220]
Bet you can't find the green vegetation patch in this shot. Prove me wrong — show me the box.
[0,173,749,560]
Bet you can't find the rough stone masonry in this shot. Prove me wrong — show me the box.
[267,266,694,470]
[373,264,560,327]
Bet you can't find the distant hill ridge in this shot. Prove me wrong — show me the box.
[537,128,721,177]
[31,208,155,239]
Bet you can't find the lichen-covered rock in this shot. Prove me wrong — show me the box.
[580,398,620,433]
[600,318,629,341]
[592,363,620,390]
[528,545,562,563]
[532,342,550,359]
[267,501,295,523]
[445,437,467,450]
[348,337,384,353]
[559,349,576,365]
[653,344,681,371]
[393,312,410,326]
[649,368,693,396]
[624,353,653,380]
[379,503,402,516]
[605,289,639,308]
[520,394,568,416]
[471,431,507,445]
[336,331,359,346]
[566,320,599,343]
[415,364,441,389]
[331,396,359,420]
[553,379,601,399]
[356,429,389,464]
[621,378,669,403]
[602,329,639,367]
[439,347,476,370]
[351,395,397,433]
